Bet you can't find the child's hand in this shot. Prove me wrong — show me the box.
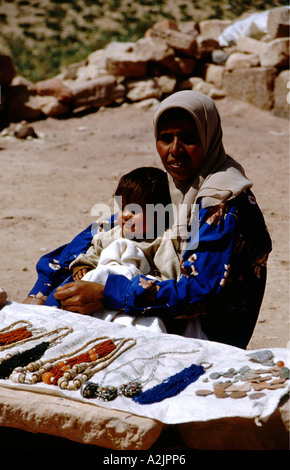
[73,268,89,281]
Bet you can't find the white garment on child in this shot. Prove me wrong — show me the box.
[82,238,207,339]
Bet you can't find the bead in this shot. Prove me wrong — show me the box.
[81,381,100,399]
[277,361,285,368]
[119,382,142,397]
[89,353,99,361]
[63,369,76,380]
[97,385,118,401]
[58,377,68,389]
[72,377,83,389]
[42,372,54,384]
[17,373,26,383]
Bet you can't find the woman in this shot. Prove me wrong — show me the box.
[31,91,272,349]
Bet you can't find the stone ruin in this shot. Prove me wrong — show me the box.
[0,6,289,133]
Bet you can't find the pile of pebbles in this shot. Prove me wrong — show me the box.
[196,350,289,400]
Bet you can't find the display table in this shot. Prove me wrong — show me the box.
[0,302,289,450]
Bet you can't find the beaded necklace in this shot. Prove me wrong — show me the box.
[0,325,72,380]
[0,321,33,346]
[10,335,136,391]
[80,348,210,402]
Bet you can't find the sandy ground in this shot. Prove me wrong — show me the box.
[0,96,289,350]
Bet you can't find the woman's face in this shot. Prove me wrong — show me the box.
[156,115,203,181]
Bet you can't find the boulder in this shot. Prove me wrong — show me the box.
[6,85,43,122]
[223,67,276,110]
[195,36,221,59]
[188,77,226,99]
[155,75,176,94]
[71,76,125,111]
[0,54,16,86]
[147,28,197,57]
[35,95,70,117]
[267,6,290,39]
[105,52,147,79]
[166,56,195,76]
[273,69,290,118]
[199,19,232,38]
[30,77,73,105]
[225,52,260,70]
[134,37,175,68]
[236,36,268,55]
[126,78,163,102]
[0,386,163,450]
[205,64,225,89]
[259,38,290,68]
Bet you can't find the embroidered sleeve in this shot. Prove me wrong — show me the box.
[103,190,272,320]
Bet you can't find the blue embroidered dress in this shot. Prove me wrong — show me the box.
[28,188,271,349]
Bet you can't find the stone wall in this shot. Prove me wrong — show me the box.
[0,6,289,130]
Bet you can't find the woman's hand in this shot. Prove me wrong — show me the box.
[54,281,105,315]
[23,296,46,305]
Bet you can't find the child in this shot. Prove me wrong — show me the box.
[70,166,175,283]
[67,166,180,332]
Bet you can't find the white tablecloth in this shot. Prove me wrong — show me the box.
[0,302,288,425]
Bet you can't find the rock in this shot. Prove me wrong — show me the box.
[205,64,225,89]
[273,69,290,118]
[188,77,226,99]
[225,52,260,70]
[71,76,125,111]
[13,122,38,139]
[134,37,175,68]
[259,38,290,68]
[0,386,163,449]
[212,49,229,65]
[6,85,43,122]
[60,60,87,81]
[195,36,221,59]
[35,95,70,117]
[236,36,268,55]
[0,54,15,86]
[0,288,7,308]
[133,98,160,111]
[105,50,147,79]
[149,19,179,32]
[126,78,162,102]
[31,77,72,105]
[267,7,290,39]
[223,67,276,111]
[168,56,195,76]
[148,28,197,57]
[155,75,176,94]
[199,19,232,38]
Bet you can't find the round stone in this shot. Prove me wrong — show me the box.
[210,372,221,379]
[195,389,213,396]
[229,391,247,399]
[249,392,266,400]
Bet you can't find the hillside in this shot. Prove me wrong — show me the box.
[0,0,288,81]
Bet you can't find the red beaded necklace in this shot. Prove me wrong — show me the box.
[0,326,32,346]
[42,339,116,385]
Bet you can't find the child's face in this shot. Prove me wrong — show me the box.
[116,199,154,239]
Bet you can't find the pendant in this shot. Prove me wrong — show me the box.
[118,381,142,397]
[81,381,118,401]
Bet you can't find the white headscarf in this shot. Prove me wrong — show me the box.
[153,90,252,249]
